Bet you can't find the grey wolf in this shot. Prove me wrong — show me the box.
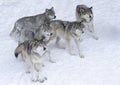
[14,39,54,82]
[10,7,56,42]
[76,4,98,40]
[17,23,54,44]
[49,20,85,58]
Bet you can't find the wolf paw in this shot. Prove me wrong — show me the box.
[49,59,56,63]
[26,69,31,74]
[80,55,84,58]
[26,70,31,74]
[79,38,83,42]
[95,37,99,40]
[38,77,47,83]
[79,54,84,58]
[32,78,38,82]
[56,44,65,49]
[31,75,38,82]
[93,36,99,40]
[70,52,76,56]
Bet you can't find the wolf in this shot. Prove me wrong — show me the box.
[14,39,54,82]
[49,20,85,58]
[18,23,53,44]
[76,4,98,40]
[10,7,56,42]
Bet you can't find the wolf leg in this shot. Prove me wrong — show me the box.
[21,53,26,62]
[56,36,65,49]
[38,64,47,83]
[88,21,99,40]
[25,63,31,74]
[66,35,75,55]
[91,33,99,40]
[47,49,56,63]
[31,62,38,82]
[74,38,84,58]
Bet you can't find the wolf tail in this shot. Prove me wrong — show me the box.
[14,43,23,58]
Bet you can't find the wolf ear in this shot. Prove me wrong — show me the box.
[46,8,49,12]
[51,7,54,10]
[89,7,93,10]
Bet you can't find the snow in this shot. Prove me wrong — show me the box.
[0,0,120,85]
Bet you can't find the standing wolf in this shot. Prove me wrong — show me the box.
[76,5,98,40]
[49,20,85,58]
[14,39,53,82]
[10,7,56,42]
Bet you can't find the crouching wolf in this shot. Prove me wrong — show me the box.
[10,7,56,42]
[49,20,85,58]
[76,5,98,40]
[14,39,54,82]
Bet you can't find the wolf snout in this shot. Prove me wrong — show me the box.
[82,31,84,33]
[54,16,56,19]
[89,15,92,18]
[50,33,53,36]
[43,47,46,50]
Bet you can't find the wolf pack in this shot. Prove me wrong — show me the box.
[10,5,98,83]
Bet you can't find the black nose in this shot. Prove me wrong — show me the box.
[82,31,84,33]
[54,16,56,18]
[43,47,46,50]
[89,15,91,18]
[50,33,53,36]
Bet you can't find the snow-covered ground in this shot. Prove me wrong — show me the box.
[0,0,120,85]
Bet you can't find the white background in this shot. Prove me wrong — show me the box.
[0,0,120,85]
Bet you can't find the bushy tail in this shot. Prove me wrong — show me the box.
[14,44,23,58]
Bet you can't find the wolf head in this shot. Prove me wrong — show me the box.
[45,7,56,20]
[35,24,53,43]
[76,5,93,22]
[10,27,21,42]
[68,22,85,38]
[41,24,53,42]
[32,39,47,56]
[74,25,84,37]
[75,28,84,36]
